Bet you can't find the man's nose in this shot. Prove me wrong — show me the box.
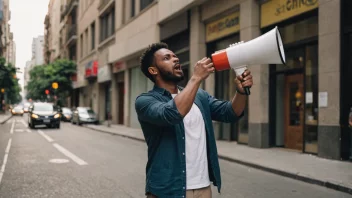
[173,57,179,63]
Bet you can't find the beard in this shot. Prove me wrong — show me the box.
[157,65,184,83]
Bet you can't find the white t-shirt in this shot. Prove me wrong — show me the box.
[172,90,211,190]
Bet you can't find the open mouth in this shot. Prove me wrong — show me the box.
[174,64,182,71]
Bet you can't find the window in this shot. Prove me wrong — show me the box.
[80,34,83,58]
[91,22,95,50]
[99,8,115,43]
[131,0,135,17]
[140,0,154,11]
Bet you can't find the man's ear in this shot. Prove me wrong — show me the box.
[148,66,158,75]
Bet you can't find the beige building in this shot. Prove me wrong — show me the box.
[44,0,62,64]
[70,0,351,161]
[71,0,116,121]
[0,0,14,63]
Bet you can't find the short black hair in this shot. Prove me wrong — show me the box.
[140,42,169,82]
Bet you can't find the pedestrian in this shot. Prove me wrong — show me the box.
[135,43,253,198]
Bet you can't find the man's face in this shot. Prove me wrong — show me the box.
[152,48,184,83]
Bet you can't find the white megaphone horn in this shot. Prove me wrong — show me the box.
[211,26,286,95]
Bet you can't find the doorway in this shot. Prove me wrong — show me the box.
[284,74,304,150]
[117,82,124,125]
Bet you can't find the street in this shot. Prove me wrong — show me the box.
[0,115,350,198]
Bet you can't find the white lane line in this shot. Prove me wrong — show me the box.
[20,120,26,127]
[0,138,12,184]
[10,121,15,134]
[27,129,32,133]
[37,130,54,142]
[52,143,88,166]
[15,129,24,132]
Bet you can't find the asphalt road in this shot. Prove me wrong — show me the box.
[0,115,351,198]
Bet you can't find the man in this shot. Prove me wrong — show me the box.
[135,43,253,198]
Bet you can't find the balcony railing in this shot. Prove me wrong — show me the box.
[61,0,78,18]
[99,0,112,10]
[66,24,77,45]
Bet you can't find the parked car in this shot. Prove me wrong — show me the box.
[60,107,72,122]
[28,102,61,129]
[71,107,98,125]
[11,106,24,116]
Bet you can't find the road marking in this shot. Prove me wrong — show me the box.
[27,129,32,133]
[20,120,26,126]
[49,158,69,164]
[52,143,88,166]
[15,129,24,132]
[10,121,15,134]
[0,138,12,184]
[38,130,54,142]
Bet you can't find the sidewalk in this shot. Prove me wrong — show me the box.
[0,111,12,124]
[84,123,352,195]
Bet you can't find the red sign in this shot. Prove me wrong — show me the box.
[113,61,126,73]
[71,73,77,81]
[85,61,98,78]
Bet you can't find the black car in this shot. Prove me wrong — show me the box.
[28,102,61,129]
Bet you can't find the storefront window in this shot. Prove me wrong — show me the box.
[279,16,318,45]
[129,67,153,128]
[304,44,318,154]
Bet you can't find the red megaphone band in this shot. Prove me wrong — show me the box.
[211,50,231,71]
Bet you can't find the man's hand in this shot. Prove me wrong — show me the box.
[192,57,214,81]
[234,69,253,94]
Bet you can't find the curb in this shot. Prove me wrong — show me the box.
[83,125,145,143]
[217,155,352,195]
[0,115,12,124]
[83,125,352,195]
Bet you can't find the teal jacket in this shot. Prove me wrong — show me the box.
[135,85,244,198]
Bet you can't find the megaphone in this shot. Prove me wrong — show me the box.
[211,26,286,95]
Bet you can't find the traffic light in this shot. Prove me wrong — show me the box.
[45,89,49,95]
[52,82,58,89]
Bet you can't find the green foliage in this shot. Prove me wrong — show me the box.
[0,57,22,105]
[25,59,76,106]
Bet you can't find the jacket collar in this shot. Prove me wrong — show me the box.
[152,84,184,95]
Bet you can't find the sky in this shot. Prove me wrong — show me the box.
[9,0,50,97]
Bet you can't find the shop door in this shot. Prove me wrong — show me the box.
[117,82,124,125]
[284,74,304,150]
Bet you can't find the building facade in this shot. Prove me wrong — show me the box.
[69,0,350,161]
[44,0,62,64]
[32,36,44,66]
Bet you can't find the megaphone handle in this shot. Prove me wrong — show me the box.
[234,66,250,96]
[242,72,251,95]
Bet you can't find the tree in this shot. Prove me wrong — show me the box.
[0,57,22,110]
[25,59,76,106]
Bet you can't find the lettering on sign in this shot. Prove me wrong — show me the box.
[206,12,240,42]
[261,0,318,28]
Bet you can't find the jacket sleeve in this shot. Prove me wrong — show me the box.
[135,94,184,126]
[206,91,244,123]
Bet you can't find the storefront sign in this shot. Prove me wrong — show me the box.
[85,60,98,78]
[261,0,319,28]
[112,61,126,73]
[206,11,240,42]
[98,65,112,83]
